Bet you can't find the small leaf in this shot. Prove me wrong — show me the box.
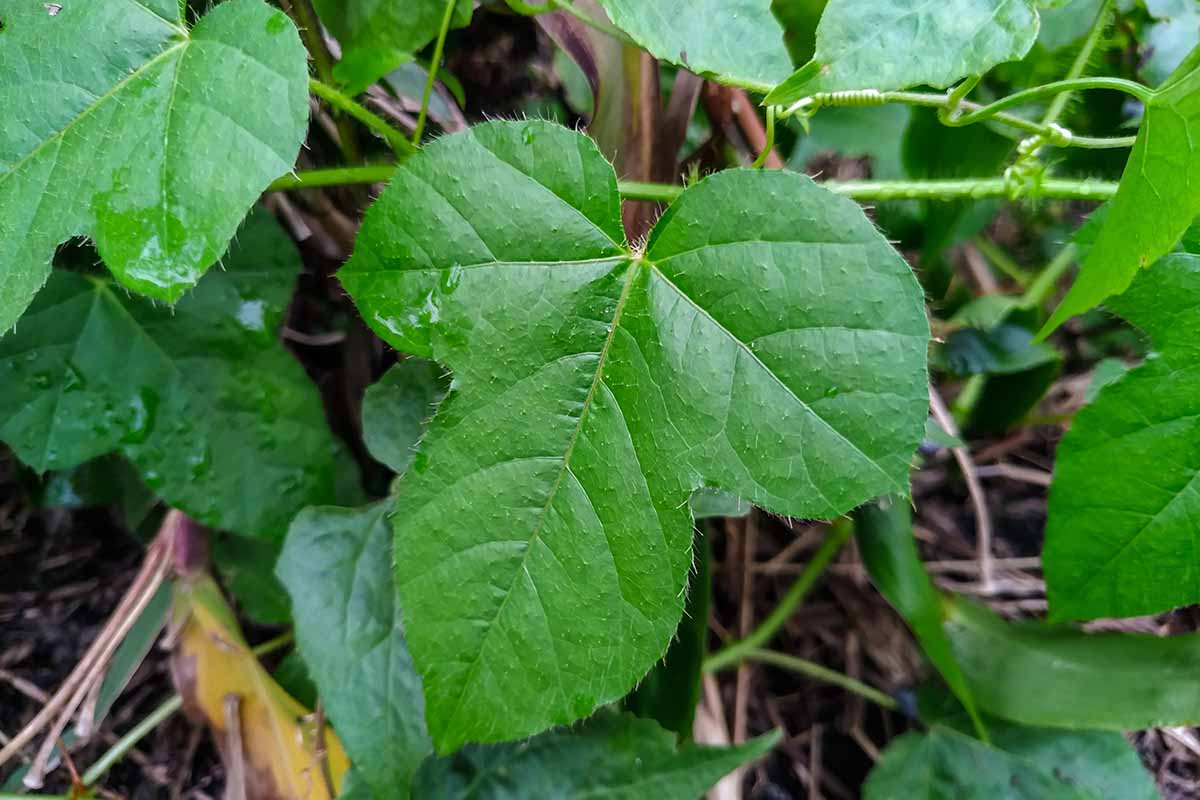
[766,0,1041,105]
[412,711,779,799]
[0,209,342,538]
[1044,252,1200,620]
[937,324,1059,376]
[864,723,1156,799]
[277,503,432,800]
[170,573,350,800]
[594,0,792,92]
[853,496,985,737]
[313,0,473,94]
[0,0,309,330]
[340,120,930,750]
[1041,46,1200,334]
[361,359,448,475]
[944,596,1200,730]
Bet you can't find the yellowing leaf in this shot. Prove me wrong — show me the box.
[170,574,349,800]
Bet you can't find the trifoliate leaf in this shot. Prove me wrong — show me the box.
[0,210,341,538]
[361,359,448,475]
[339,120,930,750]
[0,0,309,331]
[864,724,1156,799]
[1045,251,1200,619]
[1042,46,1200,335]
[412,712,778,799]
[594,0,792,92]
[312,0,473,95]
[278,503,431,800]
[766,0,1041,105]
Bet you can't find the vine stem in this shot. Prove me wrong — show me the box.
[738,649,899,711]
[268,169,1120,202]
[413,0,459,146]
[280,0,361,163]
[308,79,417,158]
[944,76,1151,127]
[80,695,182,787]
[704,520,853,673]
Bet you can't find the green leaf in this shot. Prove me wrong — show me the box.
[937,325,1059,376]
[0,209,341,538]
[277,503,431,800]
[853,496,985,738]
[314,0,473,95]
[765,0,1041,105]
[864,724,1156,799]
[593,0,793,92]
[211,533,291,626]
[1044,252,1200,619]
[0,0,309,331]
[339,120,930,749]
[412,711,779,799]
[362,359,448,474]
[1041,46,1200,335]
[944,596,1200,729]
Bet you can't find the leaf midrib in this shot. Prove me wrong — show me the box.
[439,256,640,738]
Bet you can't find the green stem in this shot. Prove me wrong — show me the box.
[739,649,899,711]
[81,695,183,787]
[1042,0,1114,127]
[284,0,361,163]
[751,105,777,169]
[704,520,853,673]
[268,164,397,191]
[413,0,459,146]
[1022,244,1078,309]
[251,630,295,658]
[269,169,1119,203]
[309,79,417,158]
[974,236,1033,287]
[947,77,1152,127]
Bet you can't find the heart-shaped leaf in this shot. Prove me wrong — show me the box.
[594,0,792,92]
[339,120,930,749]
[0,0,309,330]
[1044,250,1200,620]
[1041,46,1200,334]
[766,0,1041,105]
[0,210,341,538]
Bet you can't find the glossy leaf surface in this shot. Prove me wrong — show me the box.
[1042,48,1200,333]
[312,0,473,94]
[0,0,309,330]
[766,0,1040,104]
[361,359,448,474]
[339,120,930,749]
[594,0,792,92]
[0,210,340,538]
[1045,253,1200,620]
[412,712,778,799]
[945,597,1200,729]
[864,724,1156,799]
[278,503,431,800]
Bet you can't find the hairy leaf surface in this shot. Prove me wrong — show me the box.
[0,0,309,330]
[312,0,473,94]
[766,0,1041,105]
[0,211,340,538]
[339,120,929,749]
[864,724,1156,799]
[1044,253,1200,619]
[1042,47,1200,333]
[594,0,792,92]
[945,597,1200,729]
[278,504,430,800]
[412,712,777,799]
